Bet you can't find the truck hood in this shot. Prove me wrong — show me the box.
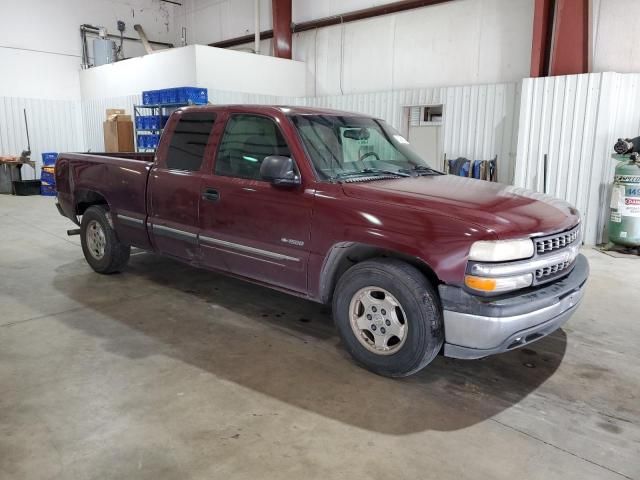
[340,175,580,239]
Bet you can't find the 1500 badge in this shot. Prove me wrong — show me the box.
[281,238,305,246]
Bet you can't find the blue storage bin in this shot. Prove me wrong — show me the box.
[41,171,55,185]
[135,116,145,129]
[142,90,159,105]
[147,134,160,149]
[137,134,147,149]
[184,87,208,105]
[158,88,176,105]
[41,152,58,166]
[40,184,56,196]
[157,89,168,104]
[147,115,162,130]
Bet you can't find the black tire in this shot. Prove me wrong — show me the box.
[80,205,130,274]
[332,258,443,377]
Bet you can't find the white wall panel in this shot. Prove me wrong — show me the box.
[287,82,520,183]
[514,72,640,245]
[0,0,178,100]
[0,97,83,179]
[80,95,141,152]
[180,0,533,96]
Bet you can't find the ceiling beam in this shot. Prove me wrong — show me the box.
[209,0,453,49]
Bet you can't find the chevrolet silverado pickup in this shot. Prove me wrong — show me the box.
[55,105,589,377]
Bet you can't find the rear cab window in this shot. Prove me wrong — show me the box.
[165,111,217,171]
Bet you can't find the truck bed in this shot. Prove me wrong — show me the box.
[55,152,154,249]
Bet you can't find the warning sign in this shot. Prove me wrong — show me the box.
[620,196,640,217]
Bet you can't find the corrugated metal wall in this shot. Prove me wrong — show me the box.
[1,79,523,200]
[286,82,521,183]
[81,95,141,152]
[0,97,83,179]
[514,72,640,245]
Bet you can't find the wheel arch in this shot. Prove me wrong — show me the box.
[75,189,110,216]
[318,242,440,304]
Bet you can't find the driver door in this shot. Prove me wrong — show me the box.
[198,113,313,293]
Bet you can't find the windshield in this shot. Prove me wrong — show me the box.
[290,114,440,180]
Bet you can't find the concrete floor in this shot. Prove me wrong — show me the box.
[1,195,639,480]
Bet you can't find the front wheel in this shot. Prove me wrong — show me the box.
[333,258,443,377]
[80,205,130,274]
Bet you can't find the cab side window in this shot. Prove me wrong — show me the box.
[215,114,291,180]
[165,111,217,171]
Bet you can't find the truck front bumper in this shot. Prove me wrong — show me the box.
[439,253,589,359]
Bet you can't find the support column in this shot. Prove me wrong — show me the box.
[530,0,589,77]
[272,0,292,59]
[549,0,589,76]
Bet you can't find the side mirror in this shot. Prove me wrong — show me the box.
[260,155,301,187]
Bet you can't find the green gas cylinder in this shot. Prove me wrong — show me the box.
[609,154,640,247]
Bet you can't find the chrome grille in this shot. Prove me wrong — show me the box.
[535,225,580,254]
[535,259,572,279]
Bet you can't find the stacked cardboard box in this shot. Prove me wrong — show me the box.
[104,108,134,152]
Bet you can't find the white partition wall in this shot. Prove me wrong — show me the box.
[514,73,640,245]
[194,45,306,97]
[77,45,306,150]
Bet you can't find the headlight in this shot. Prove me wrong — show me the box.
[464,273,533,293]
[468,239,534,262]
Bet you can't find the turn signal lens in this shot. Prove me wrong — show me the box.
[464,273,533,293]
[464,276,497,291]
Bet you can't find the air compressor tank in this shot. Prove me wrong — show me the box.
[609,153,640,247]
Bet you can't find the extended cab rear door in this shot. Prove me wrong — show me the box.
[198,111,313,293]
[147,110,218,262]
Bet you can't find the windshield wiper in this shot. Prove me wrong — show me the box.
[333,168,410,181]
[399,165,443,176]
[361,168,410,177]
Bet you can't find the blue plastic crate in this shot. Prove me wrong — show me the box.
[135,116,145,129]
[157,88,176,105]
[147,115,162,130]
[41,171,55,185]
[41,152,58,166]
[147,134,160,149]
[137,134,147,149]
[184,87,208,105]
[142,90,159,105]
[40,184,56,196]
[172,86,208,105]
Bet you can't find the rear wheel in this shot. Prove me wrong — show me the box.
[80,205,130,274]
[333,258,443,377]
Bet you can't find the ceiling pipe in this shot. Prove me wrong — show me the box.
[209,0,452,50]
[81,24,174,48]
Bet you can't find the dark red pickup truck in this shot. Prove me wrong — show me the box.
[56,105,588,377]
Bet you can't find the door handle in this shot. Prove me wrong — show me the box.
[202,188,220,202]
